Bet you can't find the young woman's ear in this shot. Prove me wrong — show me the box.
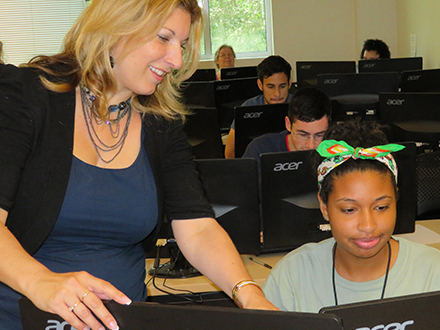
[318,192,329,222]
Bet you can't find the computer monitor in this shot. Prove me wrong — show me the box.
[320,290,440,330]
[186,68,216,82]
[259,144,416,253]
[180,81,216,107]
[214,77,261,130]
[260,150,331,253]
[379,92,440,151]
[358,57,423,74]
[318,72,399,121]
[400,68,440,92]
[20,298,344,330]
[296,61,356,89]
[234,103,288,158]
[194,158,261,255]
[148,158,261,277]
[183,106,224,159]
[220,66,257,80]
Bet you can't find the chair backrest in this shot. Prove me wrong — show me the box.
[416,151,440,220]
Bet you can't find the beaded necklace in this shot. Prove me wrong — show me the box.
[79,85,132,164]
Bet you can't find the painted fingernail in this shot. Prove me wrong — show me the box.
[109,321,119,330]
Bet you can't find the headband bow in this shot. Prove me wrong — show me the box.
[316,140,405,186]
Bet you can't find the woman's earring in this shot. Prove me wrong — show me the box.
[110,56,114,68]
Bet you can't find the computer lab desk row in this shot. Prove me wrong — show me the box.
[145,219,440,297]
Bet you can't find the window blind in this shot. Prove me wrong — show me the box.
[0,0,86,65]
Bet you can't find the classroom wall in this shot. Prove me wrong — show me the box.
[397,0,440,69]
[199,0,399,81]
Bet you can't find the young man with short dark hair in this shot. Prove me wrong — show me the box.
[224,55,292,159]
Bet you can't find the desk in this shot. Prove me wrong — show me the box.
[146,220,440,297]
[146,253,284,296]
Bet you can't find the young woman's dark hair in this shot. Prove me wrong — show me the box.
[317,121,398,203]
[360,39,391,59]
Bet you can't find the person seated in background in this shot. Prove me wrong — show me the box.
[215,44,235,80]
[360,39,391,60]
[225,55,293,159]
[242,87,331,171]
[262,120,440,313]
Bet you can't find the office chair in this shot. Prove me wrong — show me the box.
[416,151,440,220]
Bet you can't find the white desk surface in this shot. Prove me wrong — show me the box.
[146,219,440,296]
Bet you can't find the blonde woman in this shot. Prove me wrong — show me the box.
[214,44,235,80]
[0,1,276,329]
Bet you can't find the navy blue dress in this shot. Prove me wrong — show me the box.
[0,146,157,329]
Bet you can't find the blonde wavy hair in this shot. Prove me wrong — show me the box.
[25,0,202,121]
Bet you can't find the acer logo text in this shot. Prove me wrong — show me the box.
[273,161,303,171]
[45,319,76,330]
[355,320,414,330]
[225,71,237,76]
[387,99,405,106]
[407,75,421,81]
[363,63,376,68]
[243,112,263,119]
[216,85,230,91]
[323,79,339,84]
[300,65,312,69]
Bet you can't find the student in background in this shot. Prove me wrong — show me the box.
[214,44,235,80]
[360,39,391,60]
[242,87,331,172]
[263,121,440,312]
[225,55,292,159]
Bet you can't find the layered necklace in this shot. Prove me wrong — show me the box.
[80,84,132,163]
[332,240,391,306]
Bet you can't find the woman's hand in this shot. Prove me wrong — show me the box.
[24,270,131,330]
[235,282,280,311]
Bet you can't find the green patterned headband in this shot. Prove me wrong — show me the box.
[316,140,405,186]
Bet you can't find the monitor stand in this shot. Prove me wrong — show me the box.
[148,242,202,278]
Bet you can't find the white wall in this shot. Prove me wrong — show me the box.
[397,0,440,69]
[199,0,399,81]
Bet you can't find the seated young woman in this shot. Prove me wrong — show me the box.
[263,120,440,312]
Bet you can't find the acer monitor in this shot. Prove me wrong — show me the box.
[214,77,261,130]
[358,57,423,75]
[400,68,440,92]
[194,158,261,255]
[20,298,344,330]
[220,66,257,80]
[317,72,399,121]
[296,61,356,89]
[180,80,216,107]
[234,103,288,158]
[259,144,416,253]
[379,92,440,151]
[149,158,261,278]
[183,106,224,159]
[320,290,440,330]
[186,68,216,82]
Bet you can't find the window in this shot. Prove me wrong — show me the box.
[0,0,87,65]
[198,0,272,60]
